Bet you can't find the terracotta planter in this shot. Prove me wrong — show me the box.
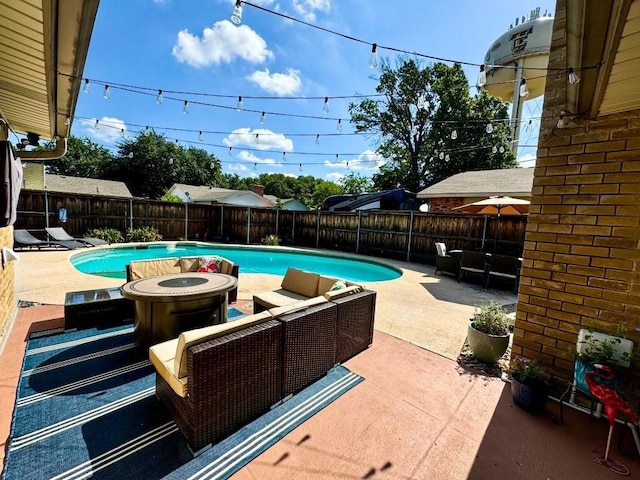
[511,377,548,412]
[467,322,509,363]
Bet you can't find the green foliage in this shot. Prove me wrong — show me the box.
[471,301,511,336]
[274,199,285,210]
[349,57,517,193]
[47,136,113,177]
[262,234,281,246]
[340,172,373,194]
[86,228,123,244]
[126,226,163,243]
[160,191,183,203]
[577,333,629,368]
[511,357,549,389]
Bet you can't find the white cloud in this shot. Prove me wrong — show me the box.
[324,150,384,171]
[81,117,127,144]
[227,163,258,178]
[223,128,294,152]
[292,0,330,21]
[247,68,302,95]
[326,172,344,182]
[237,150,282,167]
[172,20,273,67]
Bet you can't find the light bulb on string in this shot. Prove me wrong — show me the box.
[486,122,493,134]
[451,130,457,140]
[120,129,125,138]
[231,0,242,25]
[228,147,233,156]
[337,119,342,132]
[175,139,179,145]
[103,85,110,99]
[335,154,339,163]
[183,100,189,114]
[557,114,565,129]
[369,43,378,69]
[526,119,533,132]
[94,119,99,130]
[499,145,505,154]
[198,131,203,141]
[128,152,134,159]
[445,154,450,162]
[253,163,257,171]
[65,116,70,126]
[255,133,260,144]
[156,89,163,104]
[519,78,529,97]
[299,163,302,172]
[145,126,149,131]
[439,152,444,160]
[492,145,497,154]
[568,67,580,85]
[210,162,215,169]
[315,134,320,145]
[236,96,243,111]
[83,79,90,93]
[323,97,329,114]
[282,152,286,162]
[168,157,174,165]
[260,112,266,124]
[477,64,487,88]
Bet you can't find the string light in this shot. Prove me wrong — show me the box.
[498,145,505,153]
[260,111,266,124]
[445,154,450,162]
[183,100,189,114]
[168,157,174,165]
[369,43,378,69]
[156,89,163,104]
[94,119,99,130]
[83,78,90,93]
[103,85,110,99]
[228,147,233,156]
[120,128,125,138]
[315,134,320,145]
[335,154,339,162]
[65,116,70,126]
[486,123,493,134]
[175,139,179,145]
[477,65,487,88]
[568,67,580,85]
[492,145,498,154]
[451,130,457,140]
[519,78,529,97]
[557,114,565,129]
[231,0,243,24]
[323,97,329,114]
[253,162,257,171]
[299,163,302,171]
[128,152,134,159]
[237,96,243,111]
[282,152,286,161]
[255,133,260,144]
[337,119,342,132]
[198,131,203,141]
[439,152,444,160]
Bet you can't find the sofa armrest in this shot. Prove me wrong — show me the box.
[331,289,377,363]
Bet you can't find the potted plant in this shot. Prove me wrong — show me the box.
[467,301,511,363]
[574,331,631,393]
[510,357,549,412]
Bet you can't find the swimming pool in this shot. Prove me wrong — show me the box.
[70,243,402,282]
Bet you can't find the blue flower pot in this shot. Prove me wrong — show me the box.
[511,377,548,413]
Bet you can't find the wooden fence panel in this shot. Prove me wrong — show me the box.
[318,212,358,251]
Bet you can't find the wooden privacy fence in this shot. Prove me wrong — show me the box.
[16,190,527,263]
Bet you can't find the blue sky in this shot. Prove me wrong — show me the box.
[73,0,557,184]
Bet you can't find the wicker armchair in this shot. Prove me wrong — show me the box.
[434,242,459,277]
[457,251,489,287]
[486,254,521,294]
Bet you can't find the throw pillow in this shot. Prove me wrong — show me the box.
[329,280,347,291]
[198,256,222,273]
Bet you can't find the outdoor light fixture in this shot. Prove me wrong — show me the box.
[315,134,320,145]
[492,145,498,154]
[477,64,487,88]
[337,119,342,132]
[323,97,329,114]
[183,100,189,114]
[198,131,203,141]
[1,248,19,268]
[228,147,233,156]
[231,0,243,24]
[519,78,529,97]
[499,145,505,153]
[253,163,257,171]
[237,96,243,111]
[486,122,493,134]
[255,133,260,144]
[103,85,110,99]
[299,163,302,171]
[83,79,90,93]
[156,89,163,104]
[94,119,99,130]
[445,154,450,162]
[451,130,457,140]
[120,129,125,138]
[369,43,378,69]
[282,152,286,161]
[260,112,266,124]
[568,67,580,85]
[439,152,444,160]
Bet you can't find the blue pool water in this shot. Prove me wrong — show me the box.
[70,243,402,282]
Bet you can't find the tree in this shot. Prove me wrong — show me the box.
[160,191,183,203]
[47,135,113,177]
[349,58,517,193]
[340,172,373,194]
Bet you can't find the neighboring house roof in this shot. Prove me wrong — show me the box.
[170,183,274,207]
[44,174,132,198]
[328,189,416,211]
[417,168,534,198]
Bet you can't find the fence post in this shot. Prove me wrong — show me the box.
[356,210,361,254]
[44,191,49,228]
[129,198,133,230]
[316,210,320,248]
[406,211,414,262]
[292,211,295,242]
[246,207,251,244]
[185,202,189,239]
[220,205,224,239]
[275,209,279,236]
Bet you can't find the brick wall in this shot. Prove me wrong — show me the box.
[512,0,640,394]
[0,225,16,339]
[429,197,465,212]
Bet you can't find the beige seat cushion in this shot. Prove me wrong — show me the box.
[149,338,188,397]
[253,289,310,309]
[129,258,181,280]
[174,311,273,378]
[281,268,320,297]
[323,285,362,300]
[268,295,328,318]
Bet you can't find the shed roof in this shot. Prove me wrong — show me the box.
[417,168,534,199]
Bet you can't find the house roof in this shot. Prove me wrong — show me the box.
[417,168,534,198]
[328,189,415,211]
[171,184,239,202]
[44,174,132,198]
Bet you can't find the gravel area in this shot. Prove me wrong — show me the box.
[456,336,512,380]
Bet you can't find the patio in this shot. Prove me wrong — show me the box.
[1,248,639,479]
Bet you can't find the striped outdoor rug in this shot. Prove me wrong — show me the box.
[3,308,363,480]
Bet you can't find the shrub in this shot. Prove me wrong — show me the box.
[86,228,123,244]
[471,301,511,336]
[262,234,280,246]
[511,357,549,389]
[126,226,163,243]
[578,332,629,368]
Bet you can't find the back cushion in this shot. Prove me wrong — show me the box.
[220,259,234,275]
[281,268,320,297]
[129,258,180,280]
[435,243,446,256]
[317,275,340,295]
[179,257,200,272]
[174,311,272,378]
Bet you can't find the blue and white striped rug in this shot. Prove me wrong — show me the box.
[3,308,363,480]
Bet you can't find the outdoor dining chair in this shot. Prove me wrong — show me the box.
[434,242,458,277]
[457,251,489,287]
[486,254,520,294]
[45,227,108,246]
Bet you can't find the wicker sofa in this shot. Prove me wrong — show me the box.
[149,284,376,452]
[126,255,239,303]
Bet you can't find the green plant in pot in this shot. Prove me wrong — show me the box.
[467,301,511,363]
[510,357,550,412]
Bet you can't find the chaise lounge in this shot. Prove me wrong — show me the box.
[13,229,86,250]
[45,227,108,246]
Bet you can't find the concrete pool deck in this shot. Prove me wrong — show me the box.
[10,243,517,360]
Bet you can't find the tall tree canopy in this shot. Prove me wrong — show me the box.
[349,58,517,192]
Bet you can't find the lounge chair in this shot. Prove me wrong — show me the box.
[45,227,108,247]
[13,229,86,250]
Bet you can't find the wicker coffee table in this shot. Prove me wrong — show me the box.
[121,272,237,347]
